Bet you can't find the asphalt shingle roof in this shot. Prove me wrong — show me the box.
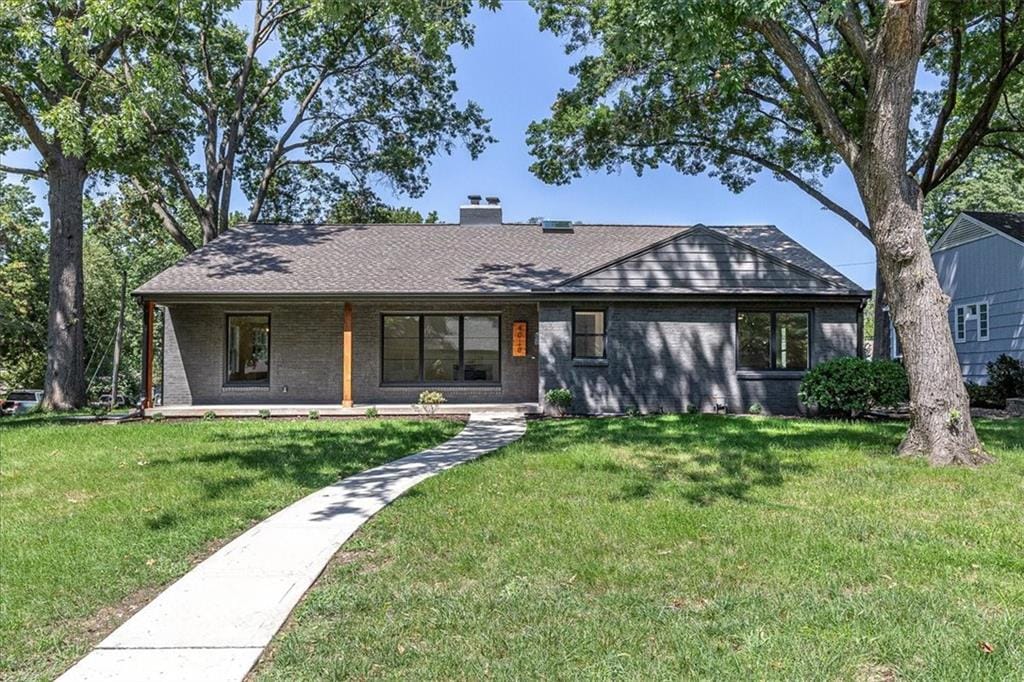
[963,211,1024,243]
[134,222,865,297]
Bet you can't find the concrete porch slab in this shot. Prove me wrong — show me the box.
[144,402,540,419]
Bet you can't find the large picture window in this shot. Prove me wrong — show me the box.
[573,310,606,359]
[737,311,809,371]
[226,314,270,384]
[381,314,500,384]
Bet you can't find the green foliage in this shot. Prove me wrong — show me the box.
[202,410,217,421]
[748,402,763,415]
[150,412,165,421]
[365,406,380,418]
[308,410,321,420]
[82,187,192,400]
[544,387,573,416]
[798,357,909,417]
[986,355,1024,407]
[0,182,48,389]
[259,409,272,420]
[965,382,1001,409]
[924,144,1024,242]
[326,187,438,224]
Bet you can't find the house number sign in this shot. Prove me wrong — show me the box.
[512,321,528,357]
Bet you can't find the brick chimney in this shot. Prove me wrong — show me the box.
[459,195,501,225]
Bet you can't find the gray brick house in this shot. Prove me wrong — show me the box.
[135,197,868,415]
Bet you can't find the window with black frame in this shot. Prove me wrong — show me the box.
[226,314,270,384]
[381,314,499,384]
[573,310,606,359]
[737,311,809,370]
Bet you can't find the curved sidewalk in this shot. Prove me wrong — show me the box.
[59,412,527,682]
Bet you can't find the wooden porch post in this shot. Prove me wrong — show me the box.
[342,302,353,407]
[142,300,155,409]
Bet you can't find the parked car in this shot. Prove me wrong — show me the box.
[2,389,44,415]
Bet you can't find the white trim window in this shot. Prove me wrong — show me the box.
[954,302,989,343]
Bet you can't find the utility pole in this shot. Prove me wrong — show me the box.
[110,270,127,407]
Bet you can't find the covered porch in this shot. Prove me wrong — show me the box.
[139,298,541,412]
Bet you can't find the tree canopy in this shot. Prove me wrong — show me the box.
[124,0,492,247]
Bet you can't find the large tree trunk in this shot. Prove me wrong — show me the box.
[871,266,891,360]
[866,184,991,465]
[42,155,88,409]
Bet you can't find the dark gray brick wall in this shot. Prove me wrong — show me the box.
[352,302,539,404]
[162,301,538,406]
[538,301,859,415]
[162,303,343,405]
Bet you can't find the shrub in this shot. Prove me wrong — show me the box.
[798,357,908,417]
[307,409,320,420]
[965,382,1002,408]
[747,402,763,415]
[202,410,217,421]
[150,412,165,422]
[364,406,380,418]
[544,388,573,417]
[417,391,446,416]
[626,407,642,418]
[258,409,271,419]
[986,354,1024,406]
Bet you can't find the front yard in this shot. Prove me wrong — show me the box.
[0,415,462,681]
[255,415,1024,681]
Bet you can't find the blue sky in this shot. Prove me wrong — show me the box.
[3,1,878,287]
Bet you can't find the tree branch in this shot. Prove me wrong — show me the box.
[910,26,962,187]
[0,163,45,178]
[0,86,55,162]
[926,44,1024,191]
[130,177,198,252]
[745,17,860,165]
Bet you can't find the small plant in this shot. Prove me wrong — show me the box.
[544,388,573,417]
[748,402,763,415]
[686,403,700,414]
[258,409,271,419]
[150,412,165,422]
[364,406,380,418]
[798,357,908,418]
[91,405,110,418]
[417,390,446,416]
[308,409,320,420]
[626,407,642,418]
[202,410,217,421]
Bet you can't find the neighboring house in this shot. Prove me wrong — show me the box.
[134,196,868,415]
[892,211,1023,383]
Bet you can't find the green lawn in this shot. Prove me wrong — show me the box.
[0,415,462,682]
[255,415,1024,681]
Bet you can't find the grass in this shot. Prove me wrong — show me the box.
[255,415,1024,681]
[0,414,462,681]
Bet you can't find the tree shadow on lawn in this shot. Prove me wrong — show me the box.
[140,422,458,516]
[533,414,908,506]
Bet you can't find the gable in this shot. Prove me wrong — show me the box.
[562,228,839,292]
[932,214,998,252]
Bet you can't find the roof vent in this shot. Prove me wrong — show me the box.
[460,195,501,225]
[541,219,574,233]
[933,215,992,251]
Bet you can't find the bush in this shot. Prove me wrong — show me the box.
[798,357,908,417]
[966,382,1003,408]
[417,390,446,416]
[986,354,1024,406]
[544,388,573,417]
[747,402,763,415]
[150,412,165,422]
[307,409,320,420]
[202,410,217,421]
[258,409,271,419]
[364,406,380,418]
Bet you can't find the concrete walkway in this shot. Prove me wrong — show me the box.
[59,413,526,682]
